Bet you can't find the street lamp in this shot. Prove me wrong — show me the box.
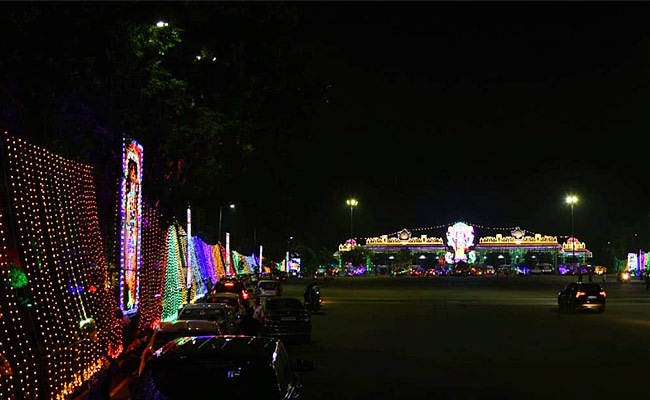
[346,199,358,238]
[156,21,169,28]
[218,203,236,243]
[565,195,579,266]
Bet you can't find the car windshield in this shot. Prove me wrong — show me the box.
[260,282,277,290]
[209,297,238,309]
[577,284,602,292]
[152,331,217,351]
[265,298,303,311]
[134,361,278,399]
[178,308,225,322]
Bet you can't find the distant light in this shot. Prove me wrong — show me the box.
[532,255,536,259]
[290,236,294,240]
[156,21,169,28]
[229,204,235,209]
[346,199,358,206]
[388,256,395,260]
[498,255,504,259]
[565,195,578,205]
[196,55,202,60]
[607,241,611,245]
[419,255,426,260]
[212,57,217,62]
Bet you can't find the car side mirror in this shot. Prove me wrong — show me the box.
[294,359,313,372]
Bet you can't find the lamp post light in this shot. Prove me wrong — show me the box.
[565,195,579,267]
[218,203,235,243]
[346,199,358,238]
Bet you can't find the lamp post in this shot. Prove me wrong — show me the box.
[565,195,578,265]
[218,203,235,243]
[346,199,358,238]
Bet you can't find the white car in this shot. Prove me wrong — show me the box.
[256,280,282,297]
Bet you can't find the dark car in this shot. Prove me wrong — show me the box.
[177,303,239,333]
[260,297,311,343]
[212,279,250,302]
[133,336,311,400]
[138,320,221,375]
[558,282,606,313]
[201,292,250,319]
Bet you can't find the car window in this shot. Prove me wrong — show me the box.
[260,282,277,290]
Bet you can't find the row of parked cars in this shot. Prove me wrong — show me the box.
[132,276,314,399]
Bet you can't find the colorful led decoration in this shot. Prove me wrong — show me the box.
[225,232,231,275]
[0,134,111,399]
[186,206,192,289]
[161,225,182,322]
[120,139,143,315]
[627,253,638,274]
[446,222,475,263]
[137,202,168,331]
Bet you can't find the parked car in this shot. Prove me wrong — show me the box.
[138,320,221,375]
[201,292,250,320]
[557,282,606,313]
[260,297,311,343]
[539,263,553,274]
[256,280,283,297]
[177,303,238,333]
[133,336,312,399]
[212,279,250,302]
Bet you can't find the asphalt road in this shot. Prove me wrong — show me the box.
[113,275,650,399]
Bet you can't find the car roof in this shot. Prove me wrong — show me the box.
[155,320,220,333]
[182,303,230,310]
[207,293,240,299]
[153,335,280,363]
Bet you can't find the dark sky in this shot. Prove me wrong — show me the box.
[280,2,650,262]
[1,2,647,263]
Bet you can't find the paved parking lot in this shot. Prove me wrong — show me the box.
[283,275,650,400]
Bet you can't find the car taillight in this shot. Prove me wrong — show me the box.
[242,290,249,300]
[600,291,607,298]
[318,298,322,304]
[576,291,585,298]
[224,282,234,287]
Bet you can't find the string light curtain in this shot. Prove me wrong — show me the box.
[161,225,182,322]
[137,202,168,331]
[0,134,107,399]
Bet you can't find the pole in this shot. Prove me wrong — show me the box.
[571,203,575,262]
[218,206,223,243]
[350,205,354,238]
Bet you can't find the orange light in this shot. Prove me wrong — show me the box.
[576,291,585,298]
[600,291,606,298]
[224,282,234,287]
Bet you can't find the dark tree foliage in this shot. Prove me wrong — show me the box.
[0,3,320,257]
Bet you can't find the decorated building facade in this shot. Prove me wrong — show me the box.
[338,222,593,273]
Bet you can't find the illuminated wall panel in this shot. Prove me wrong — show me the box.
[120,140,143,315]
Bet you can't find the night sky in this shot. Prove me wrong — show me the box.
[282,2,650,263]
[1,2,648,263]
